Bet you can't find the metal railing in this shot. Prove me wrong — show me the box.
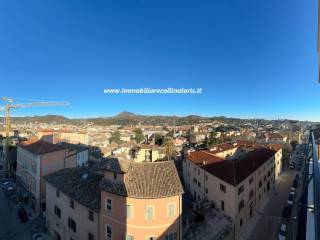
[310,132,320,239]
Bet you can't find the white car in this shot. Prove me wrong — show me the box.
[1,181,11,188]
[32,233,43,240]
[5,186,14,192]
[278,223,287,240]
[287,194,294,205]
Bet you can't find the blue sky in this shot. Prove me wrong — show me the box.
[0,0,319,120]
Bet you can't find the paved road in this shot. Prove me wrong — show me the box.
[249,143,307,240]
[250,167,295,240]
[0,186,31,240]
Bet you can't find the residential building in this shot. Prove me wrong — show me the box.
[16,140,78,213]
[182,141,282,239]
[98,158,184,240]
[37,129,90,145]
[45,167,102,240]
[132,144,166,162]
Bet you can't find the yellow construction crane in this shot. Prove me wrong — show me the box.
[0,97,70,177]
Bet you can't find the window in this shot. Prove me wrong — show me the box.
[56,189,60,198]
[193,178,197,184]
[88,210,94,222]
[127,205,133,219]
[146,237,157,240]
[113,172,117,180]
[221,200,225,211]
[69,199,74,209]
[105,225,112,240]
[88,233,94,240]
[165,232,177,240]
[205,188,208,194]
[68,218,76,233]
[54,205,61,218]
[106,198,112,211]
[167,203,175,217]
[249,176,254,185]
[126,235,134,240]
[238,199,244,212]
[198,182,201,188]
[259,181,262,188]
[249,189,254,200]
[240,218,243,227]
[146,205,154,221]
[238,185,244,195]
[220,184,226,193]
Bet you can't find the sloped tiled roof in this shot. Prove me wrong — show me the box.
[99,161,184,198]
[45,167,103,210]
[187,151,224,165]
[202,148,276,186]
[18,140,66,155]
[92,157,133,173]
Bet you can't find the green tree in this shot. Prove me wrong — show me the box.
[154,133,164,145]
[204,136,210,149]
[133,128,145,143]
[166,130,174,138]
[282,143,292,163]
[109,131,122,144]
[163,136,175,161]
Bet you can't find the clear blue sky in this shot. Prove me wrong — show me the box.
[0,0,319,120]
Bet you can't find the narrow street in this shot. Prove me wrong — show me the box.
[250,167,295,240]
[250,145,304,240]
[0,187,31,240]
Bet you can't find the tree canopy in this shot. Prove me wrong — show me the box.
[133,128,145,143]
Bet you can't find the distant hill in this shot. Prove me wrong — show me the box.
[1,112,306,126]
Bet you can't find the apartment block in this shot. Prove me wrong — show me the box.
[44,158,184,240]
[182,141,282,239]
[16,140,82,213]
[45,168,102,240]
[98,159,184,240]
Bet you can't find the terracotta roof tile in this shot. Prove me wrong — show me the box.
[99,161,184,198]
[202,148,276,186]
[18,140,66,155]
[45,167,103,210]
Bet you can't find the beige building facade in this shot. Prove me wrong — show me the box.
[183,141,282,239]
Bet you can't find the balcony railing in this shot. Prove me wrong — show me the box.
[302,131,320,239]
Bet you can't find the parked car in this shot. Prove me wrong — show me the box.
[17,207,28,223]
[278,223,287,240]
[291,180,298,191]
[287,193,294,205]
[5,186,14,192]
[32,233,43,240]
[289,163,294,169]
[282,205,292,222]
[1,181,12,189]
